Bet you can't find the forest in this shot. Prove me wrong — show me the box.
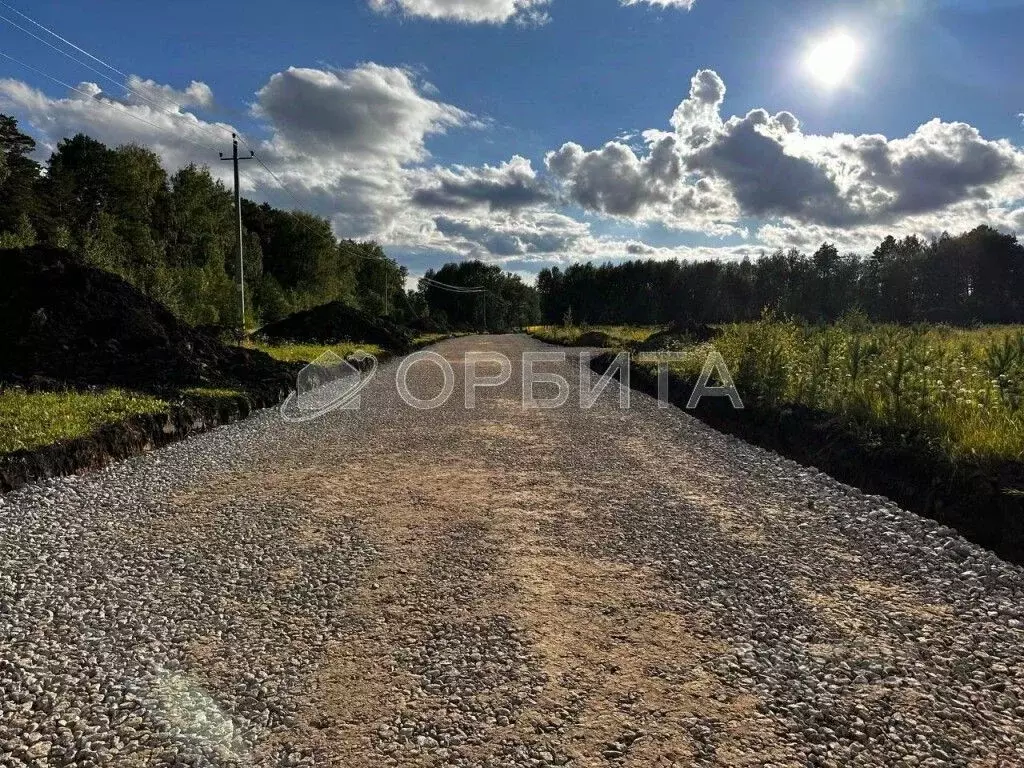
[0,114,538,331]
[537,227,1024,328]
[5,112,1024,335]
[0,114,418,328]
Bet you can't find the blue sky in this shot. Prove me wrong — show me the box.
[1,0,1023,281]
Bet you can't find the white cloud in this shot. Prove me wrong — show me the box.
[670,69,726,141]
[408,155,553,211]
[546,138,676,216]
[253,64,472,167]
[0,65,481,246]
[620,0,699,9]
[543,70,744,235]
[124,76,214,110]
[4,60,1022,275]
[546,67,1024,239]
[368,0,550,24]
[0,77,235,173]
[429,210,588,258]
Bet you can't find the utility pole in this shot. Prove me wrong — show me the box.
[220,134,254,336]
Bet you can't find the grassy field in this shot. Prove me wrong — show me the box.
[654,317,1024,462]
[527,325,662,347]
[0,388,169,454]
[413,333,458,347]
[248,341,385,364]
[1,336,454,458]
[248,334,452,365]
[531,319,1024,462]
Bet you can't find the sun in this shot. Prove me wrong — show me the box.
[804,31,860,88]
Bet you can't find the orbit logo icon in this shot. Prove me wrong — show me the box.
[279,349,378,423]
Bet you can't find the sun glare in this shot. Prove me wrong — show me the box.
[804,31,860,88]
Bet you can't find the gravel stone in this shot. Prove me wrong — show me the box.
[1,335,1022,766]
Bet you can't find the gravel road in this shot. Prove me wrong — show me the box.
[2,334,1023,767]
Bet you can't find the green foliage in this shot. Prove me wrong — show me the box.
[0,116,41,237]
[248,341,384,364]
[0,114,414,332]
[0,115,545,336]
[527,325,661,348]
[666,319,1024,462]
[180,387,246,409]
[537,228,1024,327]
[420,261,541,331]
[0,212,36,249]
[413,333,457,346]
[349,240,405,317]
[0,388,168,454]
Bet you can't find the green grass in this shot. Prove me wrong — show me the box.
[0,388,169,455]
[414,333,456,346]
[248,334,456,362]
[181,387,245,403]
[656,316,1024,462]
[248,341,384,364]
[527,325,662,348]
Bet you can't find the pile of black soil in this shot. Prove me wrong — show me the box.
[0,246,293,402]
[577,330,615,347]
[406,314,449,335]
[637,321,722,351]
[257,301,414,353]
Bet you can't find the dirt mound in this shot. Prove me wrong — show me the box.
[637,321,722,351]
[407,314,449,335]
[0,246,293,401]
[257,301,414,352]
[577,330,615,347]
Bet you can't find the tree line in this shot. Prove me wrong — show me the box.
[0,114,407,328]
[416,261,540,332]
[10,113,1017,335]
[0,114,546,333]
[538,227,1024,327]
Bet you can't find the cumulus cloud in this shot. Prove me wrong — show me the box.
[409,155,553,211]
[544,70,744,234]
[253,64,472,166]
[584,237,762,265]
[841,120,1023,215]
[670,69,726,143]
[545,135,682,217]
[431,210,587,258]
[626,241,656,254]
[0,65,486,245]
[686,108,854,226]
[124,76,214,109]
[5,59,1022,273]
[546,67,1024,237]
[368,0,550,24]
[0,77,235,172]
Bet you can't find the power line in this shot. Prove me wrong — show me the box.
[0,6,238,150]
[244,149,314,214]
[0,3,347,259]
[0,12,123,89]
[0,5,433,314]
[421,276,486,293]
[0,1,128,78]
[0,1,393,274]
[0,50,222,154]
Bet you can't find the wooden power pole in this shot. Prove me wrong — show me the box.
[220,134,254,335]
